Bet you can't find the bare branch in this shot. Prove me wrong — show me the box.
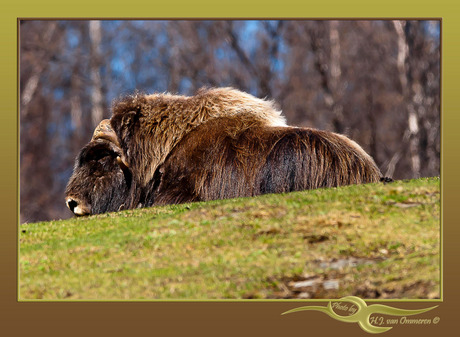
[225,22,259,79]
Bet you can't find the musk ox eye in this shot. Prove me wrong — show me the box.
[79,150,117,168]
[87,149,114,162]
[78,141,121,165]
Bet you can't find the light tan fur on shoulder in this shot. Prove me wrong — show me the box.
[144,87,286,127]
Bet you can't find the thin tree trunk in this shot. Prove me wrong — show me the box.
[329,21,344,133]
[393,20,421,178]
[89,20,104,128]
[329,21,341,91]
[310,22,344,133]
[393,21,408,91]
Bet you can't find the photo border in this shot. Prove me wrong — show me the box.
[3,1,456,336]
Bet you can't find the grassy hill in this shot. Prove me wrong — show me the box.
[19,177,440,300]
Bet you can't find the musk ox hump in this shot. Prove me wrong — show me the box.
[143,87,286,126]
[194,87,286,127]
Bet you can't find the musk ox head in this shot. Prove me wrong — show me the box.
[65,120,131,216]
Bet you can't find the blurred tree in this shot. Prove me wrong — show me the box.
[89,20,104,128]
[20,21,63,223]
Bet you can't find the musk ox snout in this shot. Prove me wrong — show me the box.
[65,196,91,216]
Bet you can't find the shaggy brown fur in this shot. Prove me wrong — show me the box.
[110,87,286,186]
[66,87,384,216]
[144,115,382,206]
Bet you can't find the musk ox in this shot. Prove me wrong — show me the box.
[65,87,384,216]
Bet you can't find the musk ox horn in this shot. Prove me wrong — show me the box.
[116,155,129,171]
[92,119,121,146]
[92,119,130,169]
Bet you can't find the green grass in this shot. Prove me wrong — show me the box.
[19,177,440,300]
